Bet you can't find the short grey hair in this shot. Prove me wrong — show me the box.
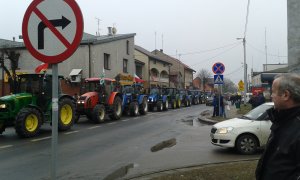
[274,73,300,102]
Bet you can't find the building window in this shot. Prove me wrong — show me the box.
[135,64,143,79]
[104,53,110,70]
[123,59,128,73]
[126,40,130,55]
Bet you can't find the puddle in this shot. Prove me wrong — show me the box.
[181,119,193,126]
[103,163,135,180]
[151,138,176,152]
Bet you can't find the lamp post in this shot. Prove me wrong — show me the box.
[237,37,247,104]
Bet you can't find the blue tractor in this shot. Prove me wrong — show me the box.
[147,87,169,111]
[121,84,148,116]
[188,89,202,105]
[178,89,192,107]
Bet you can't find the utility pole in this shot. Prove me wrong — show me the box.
[265,28,268,71]
[237,37,247,104]
[242,38,247,104]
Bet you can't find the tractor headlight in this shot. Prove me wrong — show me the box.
[0,104,6,109]
[77,100,85,104]
[216,127,234,134]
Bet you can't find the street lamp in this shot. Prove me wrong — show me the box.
[237,37,247,104]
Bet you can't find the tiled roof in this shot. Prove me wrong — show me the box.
[135,45,171,65]
[0,33,136,49]
[0,38,24,49]
[152,50,195,72]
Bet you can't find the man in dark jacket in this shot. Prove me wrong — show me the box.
[256,73,300,180]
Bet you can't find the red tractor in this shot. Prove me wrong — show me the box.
[76,78,123,123]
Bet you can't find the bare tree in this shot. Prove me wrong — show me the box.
[196,69,212,91]
[0,49,20,94]
[223,78,237,93]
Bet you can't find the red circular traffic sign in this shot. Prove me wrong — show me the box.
[22,0,84,64]
[212,62,225,74]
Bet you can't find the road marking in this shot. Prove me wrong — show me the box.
[133,117,139,119]
[31,136,51,142]
[0,145,13,149]
[87,126,102,130]
[64,130,79,135]
[122,119,129,122]
[108,122,116,125]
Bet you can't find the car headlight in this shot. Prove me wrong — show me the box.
[0,104,7,109]
[216,127,234,134]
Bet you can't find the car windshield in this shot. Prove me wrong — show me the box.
[242,104,273,120]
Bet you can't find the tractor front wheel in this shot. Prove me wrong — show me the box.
[92,104,106,123]
[15,107,42,138]
[58,98,75,131]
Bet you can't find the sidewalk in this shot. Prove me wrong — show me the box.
[198,104,240,124]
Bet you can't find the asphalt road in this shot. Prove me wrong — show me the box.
[0,104,261,180]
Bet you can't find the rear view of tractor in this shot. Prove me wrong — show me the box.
[76,78,123,123]
[179,89,192,107]
[121,84,148,116]
[162,87,181,109]
[0,74,76,138]
[147,87,169,111]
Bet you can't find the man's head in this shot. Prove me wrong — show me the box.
[271,73,300,110]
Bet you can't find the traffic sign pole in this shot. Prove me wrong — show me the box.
[51,64,59,180]
[22,0,84,179]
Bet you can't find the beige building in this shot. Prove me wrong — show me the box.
[134,45,171,89]
[152,49,195,89]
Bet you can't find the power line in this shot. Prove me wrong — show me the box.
[225,65,243,76]
[171,42,241,57]
[190,42,242,67]
[247,42,287,58]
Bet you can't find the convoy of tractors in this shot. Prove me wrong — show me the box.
[0,73,206,138]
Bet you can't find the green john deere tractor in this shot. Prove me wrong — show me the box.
[0,73,76,138]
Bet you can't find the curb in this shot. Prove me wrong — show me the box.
[124,159,259,180]
[197,116,218,125]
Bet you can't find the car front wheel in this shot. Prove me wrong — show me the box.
[235,134,258,155]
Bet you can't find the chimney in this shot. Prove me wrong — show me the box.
[13,37,15,41]
[160,49,163,52]
[108,27,113,36]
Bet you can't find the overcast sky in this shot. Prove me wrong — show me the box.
[0,0,287,84]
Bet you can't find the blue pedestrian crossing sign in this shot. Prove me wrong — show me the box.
[214,74,224,84]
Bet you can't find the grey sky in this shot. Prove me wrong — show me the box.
[1,0,287,84]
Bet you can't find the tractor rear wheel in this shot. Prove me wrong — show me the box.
[139,97,148,115]
[163,100,168,111]
[92,104,106,123]
[109,96,122,120]
[157,101,163,112]
[15,107,42,138]
[129,102,139,116]
[177,99,181,108]
[171,100,176,109]
[58,98,75,131]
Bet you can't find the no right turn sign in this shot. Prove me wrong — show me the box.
[22,0,84,64]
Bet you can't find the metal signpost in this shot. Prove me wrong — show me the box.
[22,0,83,179]
[212,62,225,116]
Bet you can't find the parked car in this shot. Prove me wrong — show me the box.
[205,95,214,106]
[210,102,274,154]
